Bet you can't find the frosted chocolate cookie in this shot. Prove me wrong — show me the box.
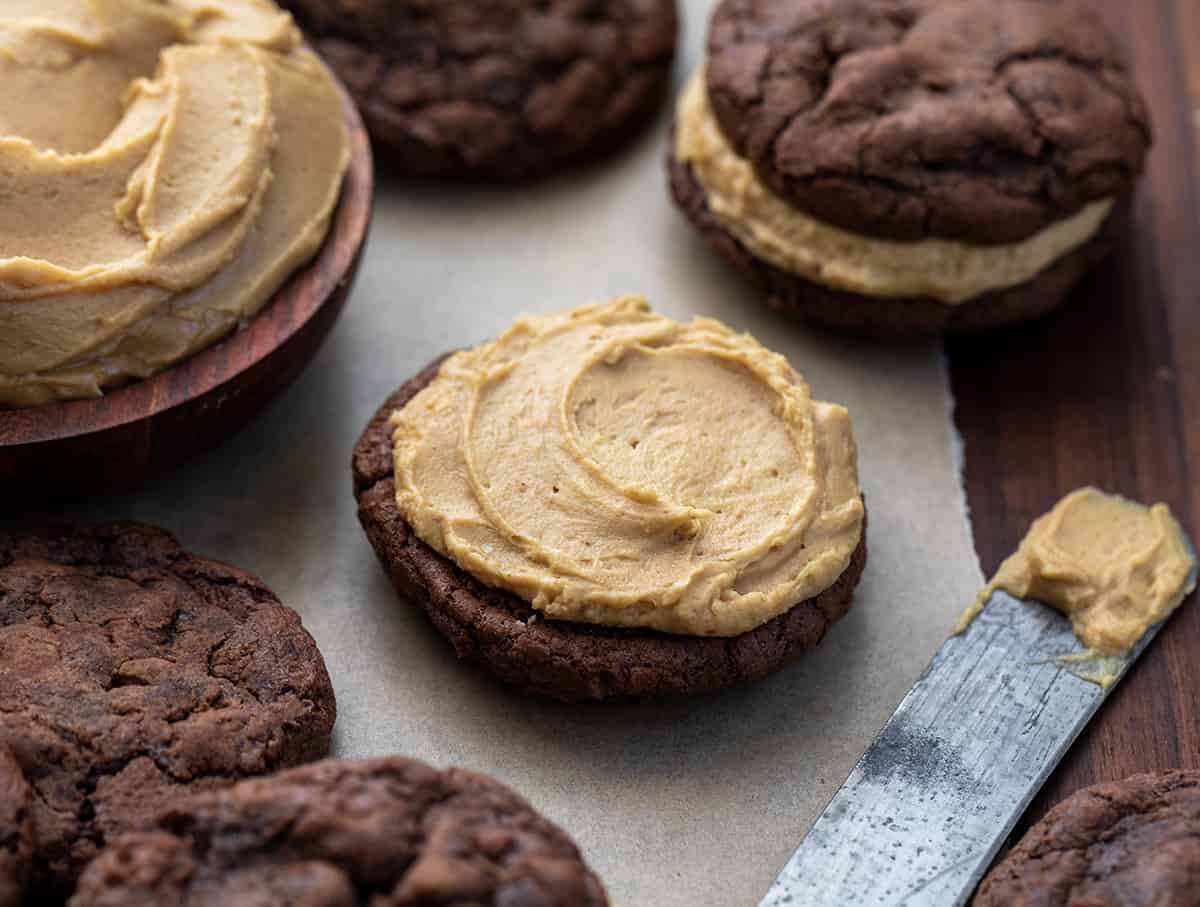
[282,0,678,179]
[0,744,33,907]
[0,523,337,899]
[973,770,1200,906]
[69,756,609,906]
[668,0,1151,334]
[354,296,867,700]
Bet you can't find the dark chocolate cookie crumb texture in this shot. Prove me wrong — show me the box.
[0,744,33,907]
[973,771,1200,907]
[285,0,678,179]
[705,0,1150,244]
[352,358,867,702]
[0,524,337,900]
[69,756,608,907]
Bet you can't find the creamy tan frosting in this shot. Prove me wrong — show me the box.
[0,0,350,408]
[391,297,865,637]
[960,488,1196,656]
[674,71,1113,305]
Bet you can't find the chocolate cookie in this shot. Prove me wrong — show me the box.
[0,745,33,907]
[69,755,608,906]
[352,358,867,702]
[284,0,678,179]
[0,524,337,899]
[705,0,1150,244]
[973,770,1200,906]
[668,152,1123,335]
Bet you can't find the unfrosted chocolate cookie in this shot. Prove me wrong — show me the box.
[69,755,608,907]
[705,0,1150,244]
[352,358,867,702]
[973,770,1200,906]
[668,152,1123,336]
[0,744,33,907]
[284,0,678,179]
[0,524,337,899]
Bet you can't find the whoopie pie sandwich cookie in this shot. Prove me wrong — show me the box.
[69,755,609,907]
[0,523,337,900]
[0,744,33,907]
[282,0,678,179]
[973,770,1200,906]
[354,296,867,701]
[668,0,1152,335]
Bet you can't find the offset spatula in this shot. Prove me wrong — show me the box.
[760,569,1197,907]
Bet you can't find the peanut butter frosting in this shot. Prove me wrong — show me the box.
[0,0,349,408]
[961,488,1196,655]
[390,297,865,637]
[674,71,1113,305]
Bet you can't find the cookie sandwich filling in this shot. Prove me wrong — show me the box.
[674,71,1113,305]
[390,296,864,637]
[0,0,350,408]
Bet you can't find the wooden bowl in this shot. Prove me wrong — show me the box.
[0,77,373,501]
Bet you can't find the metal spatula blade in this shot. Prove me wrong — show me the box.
[760,581,1191,907]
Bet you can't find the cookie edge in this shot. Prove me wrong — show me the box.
[352,358,866,701]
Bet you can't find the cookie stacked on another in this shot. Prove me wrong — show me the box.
[285,0,679,179]
[669,0,1152,335]
[68,756,609,906]
[355,296,867,700]
[0,524,337,900]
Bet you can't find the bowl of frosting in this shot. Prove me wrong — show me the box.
[0,0,354,409]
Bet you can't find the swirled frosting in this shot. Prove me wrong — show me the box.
[391,297,865,637]
[0,0,349,407]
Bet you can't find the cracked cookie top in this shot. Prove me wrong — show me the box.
[0,523,336,899]
[282,0,678,178]
[70,756,609,907]
[973,770,1200,906]
[705,0,1151,243]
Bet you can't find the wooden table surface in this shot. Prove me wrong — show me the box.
[948,0,1200,840]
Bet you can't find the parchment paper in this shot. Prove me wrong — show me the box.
[9,5,985,904]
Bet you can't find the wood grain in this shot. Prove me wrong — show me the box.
[0,76,373,500]
[948,0,1199,841]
